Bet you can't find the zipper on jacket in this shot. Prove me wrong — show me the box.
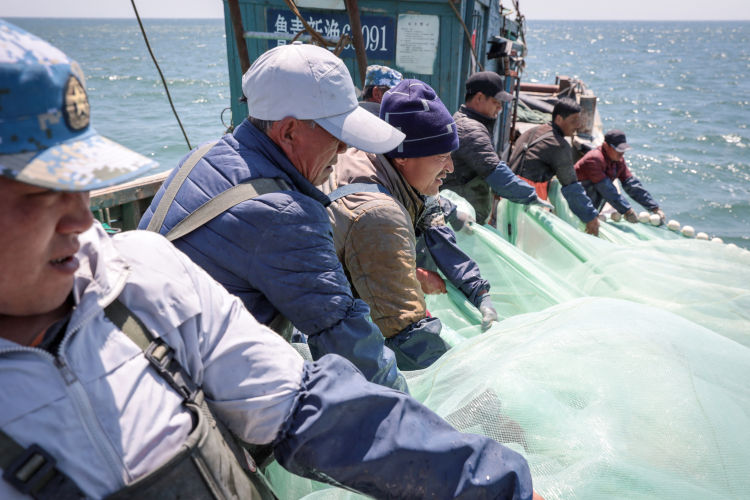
[55,310,131,485]
[0,337,129,487]
[54,356,78,385]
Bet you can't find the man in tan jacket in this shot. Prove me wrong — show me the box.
[323,79,463,370]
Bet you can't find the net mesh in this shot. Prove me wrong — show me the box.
[265,189,750,499]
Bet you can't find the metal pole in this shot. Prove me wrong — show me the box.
[344,0,368,85]
[228,0,251,75]
[507,75,521,160]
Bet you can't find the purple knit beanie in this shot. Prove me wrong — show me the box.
[379,79,458,158]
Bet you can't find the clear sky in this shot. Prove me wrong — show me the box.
[1,0,749,20]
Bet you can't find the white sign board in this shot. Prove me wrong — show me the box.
[396,14,439,75]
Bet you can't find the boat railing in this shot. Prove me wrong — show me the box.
[90,171,168,231]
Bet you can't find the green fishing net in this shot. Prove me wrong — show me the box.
[265,189,750,499]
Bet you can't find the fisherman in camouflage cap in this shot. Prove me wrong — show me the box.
[359,64,403,115]
[0,20,156,190]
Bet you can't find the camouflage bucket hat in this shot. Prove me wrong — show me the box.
[363,65,403,88]
[0,20,157,191]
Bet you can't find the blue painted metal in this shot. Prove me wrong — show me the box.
[222,0,525,152]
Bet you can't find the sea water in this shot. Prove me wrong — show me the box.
[7,18,750,247]
[525,21,750,248]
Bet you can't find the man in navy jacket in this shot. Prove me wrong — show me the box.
[140,43,408,391]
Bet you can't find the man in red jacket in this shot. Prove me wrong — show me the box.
[575,129,665,223]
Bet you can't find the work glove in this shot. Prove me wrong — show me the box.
[585,216,600,236]
[477,293,498,331]
[624,208,639,223]
[416,268,447,294]
[650,207,666,225]
[453,210,475,234]
[529,195,555,212]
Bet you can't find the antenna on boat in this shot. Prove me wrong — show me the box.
[130,0,192,151]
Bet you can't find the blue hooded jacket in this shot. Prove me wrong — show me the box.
[139,119,405,392]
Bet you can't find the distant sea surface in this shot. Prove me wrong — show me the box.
[8,18,750,247]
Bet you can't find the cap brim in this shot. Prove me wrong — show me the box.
[494,90,514,103]
[613,143,631,153]
[2,129,158,191]
[315,105,405,154]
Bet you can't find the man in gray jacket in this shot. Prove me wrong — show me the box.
[443,71,552,225]
[0,20,543,500]
[509,97,600,235]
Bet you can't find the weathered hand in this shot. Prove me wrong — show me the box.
[416,268,447,294]
[651,207,666,225]
[477,293,498,331]
[455,210,476,234]
[531,196,555,212]
[585,217,600,236]
[479,303,498,331]
[624,208,639,223]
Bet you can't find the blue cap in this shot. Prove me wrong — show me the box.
[364,65,403,88]
[380,79,458,158]
[0,20,157,191]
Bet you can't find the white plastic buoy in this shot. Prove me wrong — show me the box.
[667,220,680,231]
[696,232,709,240]
[681,225,695,237]
[649,213,662,226]
[638,211,650,223]
[610,211,622,222]
[711,237,724,244]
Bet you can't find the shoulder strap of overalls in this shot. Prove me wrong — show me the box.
[0,430,85,499]
[517,127,555,177]
[104,299,202,404]
[146,140,218,233]
[102,300,279,500]
[145,140,292,242]
[163,177,291,242]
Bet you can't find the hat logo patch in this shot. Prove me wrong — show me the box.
[63,75,90,131]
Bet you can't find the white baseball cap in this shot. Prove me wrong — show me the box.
[242,42,405,154]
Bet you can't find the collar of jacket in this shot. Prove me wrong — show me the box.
[376,154,425,223]
[73,223,129,312]
[550,121,565,138]
[233,120,331,207]
[75,223,200,341]
[596,144,626,172]
[358,100,381,116]
[459,104,496,131]
[335,148,425,224]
